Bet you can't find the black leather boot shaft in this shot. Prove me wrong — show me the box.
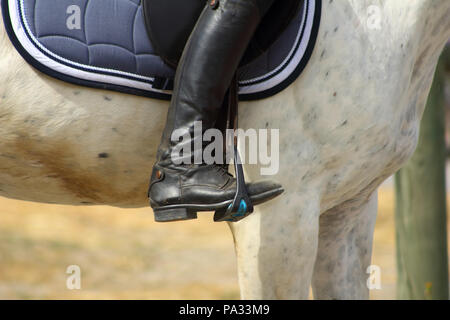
[157,0,275,161]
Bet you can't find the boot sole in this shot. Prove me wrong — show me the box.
[153,187,284,222]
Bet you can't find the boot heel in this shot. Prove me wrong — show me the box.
[154,207,197,222]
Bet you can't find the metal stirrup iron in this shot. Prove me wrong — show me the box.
[214,75,254,222]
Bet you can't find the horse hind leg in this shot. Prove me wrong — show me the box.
[312,191,378,300]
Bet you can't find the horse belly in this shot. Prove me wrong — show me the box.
[0,44,169,207]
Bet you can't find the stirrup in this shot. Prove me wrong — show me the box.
[214,145,254,222]
[213,74,254,222]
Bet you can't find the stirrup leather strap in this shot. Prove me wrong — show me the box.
[214,75,254,222]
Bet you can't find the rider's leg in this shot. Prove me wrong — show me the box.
[148,0,282,222]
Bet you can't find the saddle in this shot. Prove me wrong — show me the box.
[143,0,304,68]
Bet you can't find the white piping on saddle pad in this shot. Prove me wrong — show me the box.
[238,0,315,94]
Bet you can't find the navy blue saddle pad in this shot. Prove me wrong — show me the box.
[2,0,321,101]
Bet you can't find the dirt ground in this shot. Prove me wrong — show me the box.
[0,184,447,300]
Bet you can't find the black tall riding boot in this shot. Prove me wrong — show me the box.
[148,0,282,222]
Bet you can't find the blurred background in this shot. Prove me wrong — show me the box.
[0,48,448,300]
[0,181,401,300]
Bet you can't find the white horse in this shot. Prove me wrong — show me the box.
[0,0,449,299]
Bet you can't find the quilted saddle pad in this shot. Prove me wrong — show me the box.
[2,0,321,101]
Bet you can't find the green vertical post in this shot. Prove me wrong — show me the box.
[394,50,449,300]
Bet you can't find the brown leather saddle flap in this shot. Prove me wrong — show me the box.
[143,0,304,68]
